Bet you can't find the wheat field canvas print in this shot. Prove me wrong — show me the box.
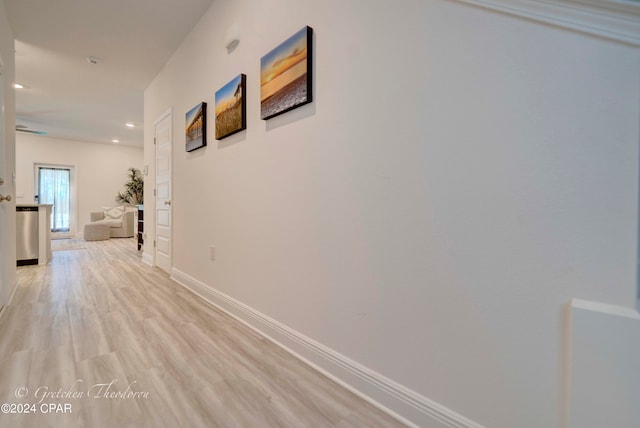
[215,74,246,140]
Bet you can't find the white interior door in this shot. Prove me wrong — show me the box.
[0,56,15,309]
[0,60,6,308]
[155,111,172,273]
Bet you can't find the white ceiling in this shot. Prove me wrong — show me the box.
[5,0,215,147]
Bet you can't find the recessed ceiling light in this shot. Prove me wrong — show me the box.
[112,139,120,143]
[13,83,24,89]
[125,123,135,128]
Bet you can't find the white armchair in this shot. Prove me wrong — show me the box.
[89,207,135,238]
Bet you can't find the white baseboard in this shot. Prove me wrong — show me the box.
[453,0,640,46]
[141,251,153,267]
[171,268,484,428]
[0,277,19,320]
[571,298,640,319]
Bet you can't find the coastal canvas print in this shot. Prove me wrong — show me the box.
[185,102,207,152]
[215,74,247,140]
[260,26,313,120]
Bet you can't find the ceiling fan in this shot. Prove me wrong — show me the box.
[15,124,46,135]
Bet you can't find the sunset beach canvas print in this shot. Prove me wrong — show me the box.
[215,74,246,140]
[185,102,206,152]
[260,26,313,120]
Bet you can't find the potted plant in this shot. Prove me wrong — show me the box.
[116,167,144,206]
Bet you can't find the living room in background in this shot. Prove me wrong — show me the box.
[34,164,76,238]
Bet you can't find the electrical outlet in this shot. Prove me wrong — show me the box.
[209,246,215,261]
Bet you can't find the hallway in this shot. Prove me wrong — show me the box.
[0,239,405,427]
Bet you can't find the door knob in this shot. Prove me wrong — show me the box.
[164,200,171,206]
[0,194,11,202]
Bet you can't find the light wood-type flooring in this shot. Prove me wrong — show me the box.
[0,238,407,428]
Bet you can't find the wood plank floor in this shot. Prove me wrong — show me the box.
[0,238,407,428]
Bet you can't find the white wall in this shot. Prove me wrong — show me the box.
[0,0,17,306]
[144,0,640,427]
[15,133,143,234]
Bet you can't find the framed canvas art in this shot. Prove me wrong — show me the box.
[215,74,247,140]
[185,102,207,152]
[260,26,313,120]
